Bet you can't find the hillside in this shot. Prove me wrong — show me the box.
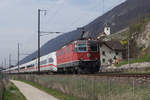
[20,0,150,64]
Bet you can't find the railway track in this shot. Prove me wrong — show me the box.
[93,73,150,77]
[10,72,150,78]
[65,73,150,78]
[41,73,150,78]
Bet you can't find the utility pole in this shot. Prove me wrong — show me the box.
[4,59,6,69]
[38,9,41,74]
[18,43,20,72]
[9,54,11,73]
[37,9,61,74]
[128,40,130,67]
[2,61,3,70]
[128,32,137,68]
[37,9,47,74]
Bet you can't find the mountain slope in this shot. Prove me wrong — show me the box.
[84,0,150,38]
[19,0,150,64]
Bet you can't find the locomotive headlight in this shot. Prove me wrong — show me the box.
[87,53,91,58]
[80,58,83,61]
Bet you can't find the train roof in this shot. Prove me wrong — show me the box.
[59,38,99,49]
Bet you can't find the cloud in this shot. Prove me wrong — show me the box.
[55,0,66,4]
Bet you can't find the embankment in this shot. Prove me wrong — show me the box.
[11,74,150,100]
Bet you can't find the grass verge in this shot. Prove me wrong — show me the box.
[12,75,150,100]
[19,80,82,100]
[5,82,26,100]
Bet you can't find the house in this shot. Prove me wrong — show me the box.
[99,41,126,67]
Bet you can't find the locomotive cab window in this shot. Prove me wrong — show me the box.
[75,44,87,52]
[89,44,98,52]
[88,41,98,52]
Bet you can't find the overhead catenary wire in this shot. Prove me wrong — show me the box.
[102,0,104,14]
[44,2,66,30]
[67,0,106,32]
[17,4,66,63]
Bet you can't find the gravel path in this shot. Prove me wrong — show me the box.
[11,80,59,100]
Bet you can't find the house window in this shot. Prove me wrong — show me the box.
[109,51,111,54]
[102,51,105,56]
[114,56,116,60]
[102,58,105,63]
[116,52,119,55]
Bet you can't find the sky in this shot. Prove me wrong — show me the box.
[0,0,126,67]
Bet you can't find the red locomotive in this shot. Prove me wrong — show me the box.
[56,39,100,73]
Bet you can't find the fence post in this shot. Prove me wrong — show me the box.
[1,73,6,100]
[132,79,135,99]
[109,78,111,100]
[92,77,95,100]
[1,82,6,100]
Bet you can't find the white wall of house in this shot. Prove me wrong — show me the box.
[100,44,123,66]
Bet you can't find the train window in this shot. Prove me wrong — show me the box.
[27,65,30,68]
[88,41,98,52]
[49,58,54,63]
[27,64,34,68]
[67,47,70,53]
[76,44,87,52]
[63,50,65,55]
[20,67,25,69]
[59,52,61,56]
[40,60,47,65]
[90,44,98,52]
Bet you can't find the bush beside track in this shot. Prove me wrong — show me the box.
[116,55,150,67]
